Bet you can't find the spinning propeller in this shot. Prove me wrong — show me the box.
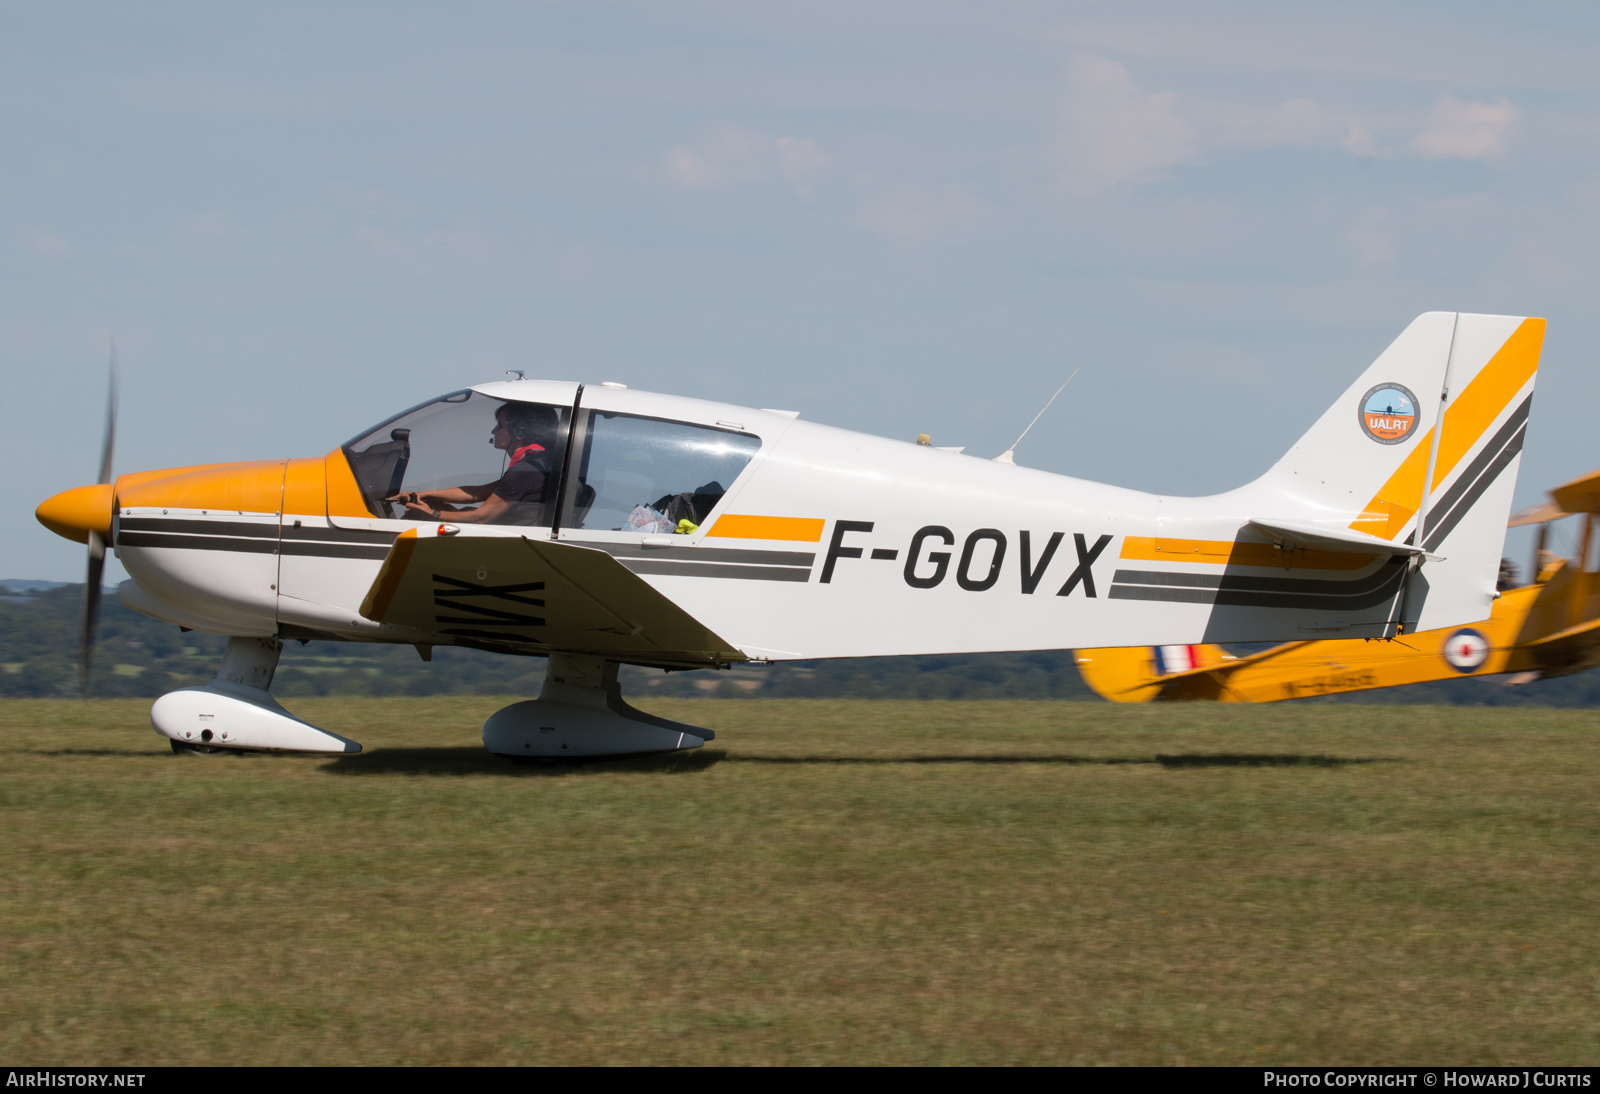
[78,346,118,697]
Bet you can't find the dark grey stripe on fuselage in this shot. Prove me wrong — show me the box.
[119,518,811,576]
[116,531,279,554]
[620,558,813,582]
[118,517,395,560]
[120,517,277,538]
[563,538,815,581]
[574,541,816,567]
[1109,559,1406,611]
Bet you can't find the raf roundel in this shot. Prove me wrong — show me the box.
[1441,627,1491,673]
[1358,382,1420,445]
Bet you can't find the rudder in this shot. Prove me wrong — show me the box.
[1257,312,1542,635]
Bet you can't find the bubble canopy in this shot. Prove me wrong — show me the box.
[341,387,763,531]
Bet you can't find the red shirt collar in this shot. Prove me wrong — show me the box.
[509,442,545,464]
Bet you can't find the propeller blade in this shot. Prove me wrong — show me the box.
[79,531,105,698]
[80,346,117,697]
[98,341,118,485]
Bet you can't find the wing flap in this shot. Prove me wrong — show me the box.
[360,529,745,667]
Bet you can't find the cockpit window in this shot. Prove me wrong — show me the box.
[562,413,760,533]
[342,391,570,525]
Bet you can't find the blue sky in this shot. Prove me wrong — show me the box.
[6,2,1598,580]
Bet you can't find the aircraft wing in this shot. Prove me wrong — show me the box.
[1515,614,1600,679]
[1075,643,1265,702]
[1142,657,1254,701]
[359,529,746,668]
[1549,468,1600,516]
[1508,501,1566,528]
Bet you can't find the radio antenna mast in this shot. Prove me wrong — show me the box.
[994,369,1078,465]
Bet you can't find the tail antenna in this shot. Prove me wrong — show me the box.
[994,368,1078,465]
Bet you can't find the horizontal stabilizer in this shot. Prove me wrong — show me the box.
[359,530,746,668]
[1246,519,1438,562]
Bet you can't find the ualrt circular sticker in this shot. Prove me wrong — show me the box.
[1441,627,1491,673]
[1358,382,1419,445]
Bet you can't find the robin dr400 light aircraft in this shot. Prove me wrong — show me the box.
[35,312,1543,759]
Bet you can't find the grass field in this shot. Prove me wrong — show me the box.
[2,697,1598,1065]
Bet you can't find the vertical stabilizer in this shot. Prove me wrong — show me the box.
[1257,312,1543,635]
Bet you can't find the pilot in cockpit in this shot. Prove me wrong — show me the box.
[390,402,558,525]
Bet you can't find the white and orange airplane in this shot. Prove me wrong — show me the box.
[35,312,1543,759]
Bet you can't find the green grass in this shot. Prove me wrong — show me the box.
[2,698,1598,1065]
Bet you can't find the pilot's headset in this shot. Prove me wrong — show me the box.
[498,402,558,456]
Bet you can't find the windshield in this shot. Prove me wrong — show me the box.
[342,391,571,525]
[562,411,760,533]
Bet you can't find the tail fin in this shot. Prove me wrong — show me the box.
[1259,312,1543,633]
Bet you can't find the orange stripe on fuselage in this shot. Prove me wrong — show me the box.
[705,514,826,542]
[1351,317,1544,540]
[1119,536,1377,571]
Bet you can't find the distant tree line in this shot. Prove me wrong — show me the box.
[4,582,1599,705]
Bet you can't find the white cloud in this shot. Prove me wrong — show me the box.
[665,144,724,187]
[856,185,997,247]
[1342,121,1378,157]
[1256,98,1328,145]
[1413,96,1518,160]
[1059,54,1198,195]
[663,124,824,190]
[1198,97,1339,149]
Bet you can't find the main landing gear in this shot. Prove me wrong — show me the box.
[484,653,713,761]
[150,642,707,761]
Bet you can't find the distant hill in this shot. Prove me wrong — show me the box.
[0,581,1098,701]
[3,582,1599,705]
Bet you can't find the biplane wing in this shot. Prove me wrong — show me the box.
[1078,584,1544,703]
[1516,615,1600,678]
[1549,468,1600,516]
[359,529,746,669]
[1074,642,1263,702]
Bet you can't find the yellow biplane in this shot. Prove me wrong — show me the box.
[1076,468,1600,703]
